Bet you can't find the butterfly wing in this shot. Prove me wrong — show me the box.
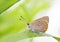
[29,16,49,32]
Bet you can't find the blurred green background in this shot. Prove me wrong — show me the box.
[0,0,60,42]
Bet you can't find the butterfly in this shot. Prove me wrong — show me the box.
[20,16,49,33]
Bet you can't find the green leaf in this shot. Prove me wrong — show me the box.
[53,36,60,42]
[0,30,54,42]
[0,0,19,14]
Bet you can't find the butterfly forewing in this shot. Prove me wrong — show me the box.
[29,16,49,32]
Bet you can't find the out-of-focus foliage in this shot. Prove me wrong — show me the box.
[53,36,60,42]
[0,0,60,42]
[0,0,19,14]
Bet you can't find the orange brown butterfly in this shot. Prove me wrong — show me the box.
[20,16,49,33]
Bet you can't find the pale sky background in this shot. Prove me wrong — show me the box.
[46,0,60,37]
[17,0,60,42]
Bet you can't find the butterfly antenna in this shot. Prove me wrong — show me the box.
[20,16,29,25]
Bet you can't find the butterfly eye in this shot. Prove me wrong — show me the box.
[27,23,29,25]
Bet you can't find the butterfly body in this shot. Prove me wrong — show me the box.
[28,16,49,32]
